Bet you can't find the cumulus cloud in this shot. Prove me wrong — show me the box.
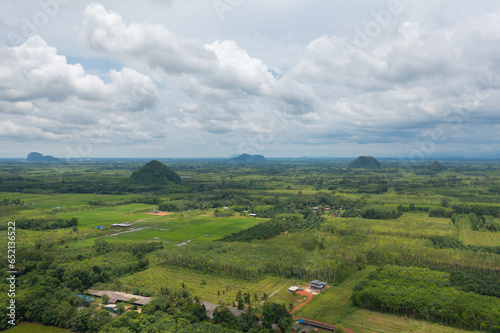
[0,35,158,110]
[83,3,216,74]
[0,34,162,147]
[82,3,282,97]
[78,1,324,150]
[0,35,107,102]
[285,2,500,147]
[2,1,500,157]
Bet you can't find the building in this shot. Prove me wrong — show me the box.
[248,213,257,217]
[76,295,94,302]
[293,319,336,332]
[310,280,327,290]
[111,223,131,228]
[288,286,301,293]
[104,304,117,313]
[86,290,152,306]
[201,301,245,320]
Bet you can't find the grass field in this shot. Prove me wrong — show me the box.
[54,203,157,228]
[294,266,377,324]
[325,213,458,241]
[460,229,500,247]
[0,192,134,211]
[65,215,264,247]
[342,309,477,333]
[291,265,477,333]
[4,323,70,332]
[95,266,294,305]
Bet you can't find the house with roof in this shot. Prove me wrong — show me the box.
[310,280,327,290]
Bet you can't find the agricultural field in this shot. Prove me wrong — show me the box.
[0,158,499,332]
[293,266,378,324]
[64,215,263,248]
[460,229,500,247]
[54,204,158,228]
[95,266,296,305]
[0,192,135,212]
[342,309,477,333]
[4,323,70,332]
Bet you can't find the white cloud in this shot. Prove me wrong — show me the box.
[83,3,216,74]
[1,0,500,157]
[0,35,158,111]
[82,3,281,97]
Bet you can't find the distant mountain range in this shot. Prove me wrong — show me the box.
[27,152,61,162]
[229,154,267,163]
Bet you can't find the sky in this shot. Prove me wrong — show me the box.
[0,0,499,159]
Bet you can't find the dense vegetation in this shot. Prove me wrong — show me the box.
[349,156,381,169]
[229,154,267,164]
[12,217,79,231]
[129,160,182,185]
[0,158,499,332]
[219,215,324,242]
[352,266,500,331]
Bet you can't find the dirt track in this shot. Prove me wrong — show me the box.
[290,290,313,314]
[146,212,170,216]
[290,290,355,333]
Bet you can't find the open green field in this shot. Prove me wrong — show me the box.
[368,191,459,206]
[294,266,377,323]
[291,263,482,333]
[1,159,499,333]
[324,212,458,242]
[342,309,477,333]
[54,203,157,228]
[96,266,294,305]
[0,192,135,211]
[65,215,264,247]
[460,229,500,247]
[4,323,70,333]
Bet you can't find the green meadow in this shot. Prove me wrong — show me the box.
[1,159,499,333]
[0,192,134,211]
[65,215,263,247]
[4,323,70,333]
[342,309,478,333]
[96,265,294,305]
[54,203,157,228]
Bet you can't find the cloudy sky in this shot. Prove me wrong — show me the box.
[0,0,499,159]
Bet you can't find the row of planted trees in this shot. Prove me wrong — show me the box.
[151,228,499,288]
[352,265,500,332]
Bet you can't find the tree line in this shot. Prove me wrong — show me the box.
[352,265,500,332]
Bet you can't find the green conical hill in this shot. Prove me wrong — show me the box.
[129,160,181,185]
[349,156,381,169]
